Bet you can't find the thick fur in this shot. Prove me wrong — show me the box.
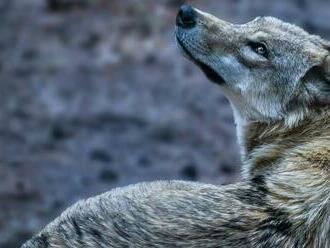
[22,6,330,248]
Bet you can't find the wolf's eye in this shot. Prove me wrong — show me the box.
[248,41,268,58]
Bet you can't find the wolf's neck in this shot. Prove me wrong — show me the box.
[238,108,330,245]
[237,107,330,179]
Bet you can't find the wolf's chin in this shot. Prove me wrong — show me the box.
[176,36,225,84]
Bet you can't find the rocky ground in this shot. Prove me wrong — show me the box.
[1,0,330,247]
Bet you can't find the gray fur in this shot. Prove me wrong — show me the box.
[22,6,330,248]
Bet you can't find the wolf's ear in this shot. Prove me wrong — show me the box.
[322,54,330,82]
[307,46,330,82]
[310,52,330,104]
[302,49,330,105]
[298,48,328,84]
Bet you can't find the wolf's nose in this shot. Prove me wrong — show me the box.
[176,5,196,28]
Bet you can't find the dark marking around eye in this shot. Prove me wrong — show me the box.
[248,41,269,58]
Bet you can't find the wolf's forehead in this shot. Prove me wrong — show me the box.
[246,17,306,37]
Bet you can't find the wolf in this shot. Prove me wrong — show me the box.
[22,5,330,248]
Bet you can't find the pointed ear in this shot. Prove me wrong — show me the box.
[302,44,330,83]
[303,51,330,105]
[322,54,330,81]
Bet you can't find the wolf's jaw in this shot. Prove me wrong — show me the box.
[176,36,225,84]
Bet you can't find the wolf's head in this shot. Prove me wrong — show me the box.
[175,5,330,126]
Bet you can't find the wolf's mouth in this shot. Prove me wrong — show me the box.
[176,37,225,84]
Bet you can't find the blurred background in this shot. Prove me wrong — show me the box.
[1,0,330,246]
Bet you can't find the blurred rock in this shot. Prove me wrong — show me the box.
[46,0,88,12]
[90,149,113,163]
[180,164,198,181]
[99,169,119,183]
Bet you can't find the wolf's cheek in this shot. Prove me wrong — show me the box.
[212,55,252,89]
